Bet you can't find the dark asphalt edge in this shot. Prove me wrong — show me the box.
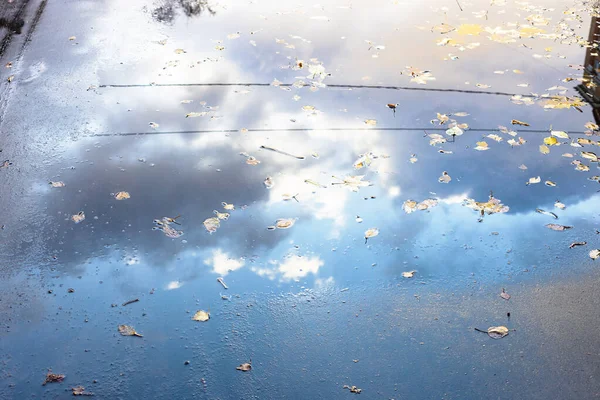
[0,0,46,129]
[0,0,32,59]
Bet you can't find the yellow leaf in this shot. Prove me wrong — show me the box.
[539,145,550,154]
[192,310,210,322]
[364,119,377,126]
[543,136,558,146]
[457,24,483,35]
[551,131,569,139]
[475,141,489,151]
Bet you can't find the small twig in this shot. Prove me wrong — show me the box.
[217,277,228,289]
[474,327,488,333]
[122,298,139,306]
[455,0,463,11]
[260,145,305,160]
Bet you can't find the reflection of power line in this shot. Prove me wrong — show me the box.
[98,82,538,98]
[87,127,590,137]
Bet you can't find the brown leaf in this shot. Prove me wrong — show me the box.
[42,370,65,385]
[500,288,510,300]
[545,224,572,231]
[118,324,143,337]
[511,119,530,126]
[72,385,94,396]
[343,385,362,394]
[236,361,252,371]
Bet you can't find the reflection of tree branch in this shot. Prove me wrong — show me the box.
[152,0,215,24]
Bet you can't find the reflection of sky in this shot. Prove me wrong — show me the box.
[2,0,600,397]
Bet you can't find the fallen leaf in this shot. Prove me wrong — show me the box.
[72,386,93,396]
[546,224,572,231]
[7,75,14,82]
[236,361,252,371]
[148,122,159,129]
[42,370,65,385]
[554,201,566,209]
[71,212,85,224]
[222,202,235,210]
[446,126,464,136]
[536,209,558,219]
[438,171,451,183]
[581,151,598,162]
[364,228,379,243]
[463,193,509,221]
[511,119,529,126]
[114,191,130,200]
[264,176,274,189]
[543,136,558,146]
[486,326,509,339]
[343,385,362,394]
[118,325,143,337]
[275,218,296,229]
[68,36,76,41]
[49,181,65,188]
[569,242,587,248]
[519,164,528,170]
[539,144,550,154]
[364,119,377,126]
[402,270,416,278]
[457,24,483,35]
[203,217,221,233]
[526,176,541,185]
[590,249,600,260]
[500,288,510,300]
[545,181,556,187]
[474,141,489,151]
[192,310,210,322]
[551,130,570,139]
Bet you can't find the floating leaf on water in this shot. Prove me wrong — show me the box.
[590,249,600,260]
[275,218,295,229]
[511,119,529,126]
[418,199,439,210]
[118,324,143,337]
[355,216,363,223]
[457,24,483,35]
[42,370,65,385]
[227,32,240,40]
[174,48,186,54]
[264,176,274,189]
[343,385,362,394]
[114,191,130,200]
[500,289,511,300]
[554,201,566,210]
[302,105,316,112]
[526,176,541,185]
[236,361,252,371]
[545,181,556,187]
[562,153,574,158]
[192,310,210,322]
[518,164,528,170]
[222,202,235,210]
[475,141,489,151]
[486,326,509,339]
[149,122,159,129]
[186,112,207,118]
[446,126,464,136]
[539,144,550,154]
[332,175,371,192]
[536,209,558,219]
[246,156,261,166]
[551,130,570,139]
[213,211,230,220]
[546,224,572,231]
[409,154,418,163]
[364,119,377,126]
[403,200,418,214]
[282,193,299,202]
[487,134,503,142]
[438,171,451,183]
[543,136,558,146]
[508,137,527,147]
[71,385,93,396]
[71,212,85,224]
[453,111,469,117]
[364,228,379,243]
[353,152,374,169]
[49,181,65,188]
[402,270,416,278]
[203,217,220,233]
[463,193,509,220]
[569,242,587,249]
[428,133,446,146]
[573,160,590,172]
[581,151,599,162]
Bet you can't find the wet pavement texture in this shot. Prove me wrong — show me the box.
[1,0,600,398]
